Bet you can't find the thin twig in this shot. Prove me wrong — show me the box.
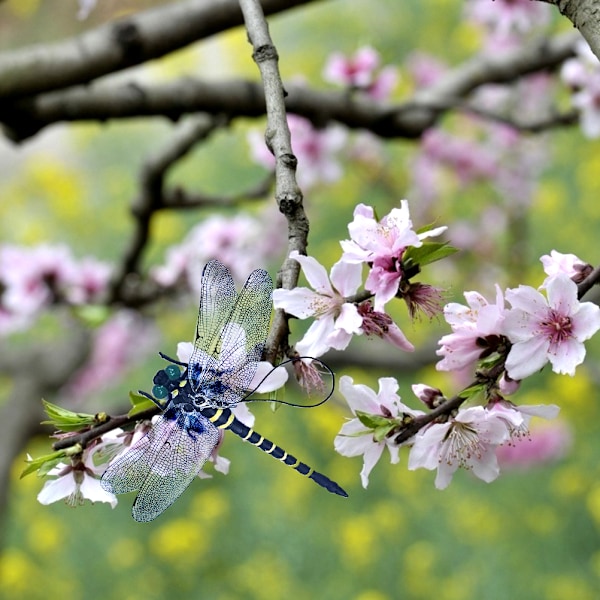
[239,0,310,363]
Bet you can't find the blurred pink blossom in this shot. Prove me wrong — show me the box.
[323,46,398,100]
[152,209,285,292]
[248,114,346,190]
[561,39,600,138]
[64,311,156,403]
[465,0,550,37]
[496,421,572,469]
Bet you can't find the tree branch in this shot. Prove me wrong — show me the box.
[239,0,310,363]
[1,32,578,142]
[0,0,322,101]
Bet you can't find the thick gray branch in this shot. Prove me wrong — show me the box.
[0,0,321,101]
[1,32,578,142]
[543,0,600,60]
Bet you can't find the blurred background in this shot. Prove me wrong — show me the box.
[1,1,600,599]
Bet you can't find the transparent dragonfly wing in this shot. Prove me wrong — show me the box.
[101,409,220,522]
[189,261,273,405]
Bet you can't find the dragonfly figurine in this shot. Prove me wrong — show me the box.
[101,260,347,522]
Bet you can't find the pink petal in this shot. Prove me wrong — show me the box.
[289,251,334,296]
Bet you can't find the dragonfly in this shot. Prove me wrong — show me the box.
[101,259,347,522]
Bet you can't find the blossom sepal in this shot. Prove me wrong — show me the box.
[354,410,406,442]
[41,399,100,432]
[21,445,81,479]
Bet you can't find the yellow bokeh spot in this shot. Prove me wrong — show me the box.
[451,22,483,55]
[188,487,230,523]
[339,514,378,568]
[522,504,559,536]
[551,466,587,498]
[450,499,501,543]
[353,591,390,600]
[585,484,600,526]
[534,179,567,215]
[402,541,437,597]
[7,0,39,17]
[27,515,62,554]
[544,575,596,600]
[231,551,294,599]
[150,518,208,563]
[150,210,187,246]
[0,549,36,593]
[108,537,145,570]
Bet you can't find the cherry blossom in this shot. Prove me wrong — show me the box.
[334,375,424,488]
[436,285,507,373]
[152,210,285,292]
[503,274,600,380]
[540,250,591,286]
[465,0,550,38]
[340,201,446,311]
[407,405,521,489]
[322,46,398,100]
[561,39,600,138]
[37,452,117,508]
[272,251,363,358]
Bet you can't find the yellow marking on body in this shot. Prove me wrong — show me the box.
[208,408,224,424]
[279,452,288,461]
[179,380,186,387]
[171,390,179,398]
[222,411,235,428]
[288,459,299,468]
[252,436,265,447]
[265,443,276,454]
[242,428,254,440]
[306,468,314,476]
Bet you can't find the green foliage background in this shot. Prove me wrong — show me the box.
[1,1,600,599]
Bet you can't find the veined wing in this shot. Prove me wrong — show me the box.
[189,262,273,402]
[191,260,238,368]
[101,409,220,522]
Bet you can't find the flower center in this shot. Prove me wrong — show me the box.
[540,309,573,344]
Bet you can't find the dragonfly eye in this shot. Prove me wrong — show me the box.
[152,385,169,400]
[164,365,181,381]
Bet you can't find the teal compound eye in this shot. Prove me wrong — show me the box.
[152,385,169,400]
[164,365,181,381]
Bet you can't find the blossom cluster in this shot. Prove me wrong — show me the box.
[561,38,600,138]
[0,243,111,335]
[334,248,599,489]
[273,200,447,358]
[152,209,285,292]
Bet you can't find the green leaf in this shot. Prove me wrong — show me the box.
[355,410,393,430]
[128,391,159,417]
[41,399,97,432]
[21,449,68,479]
[403,242,459,270]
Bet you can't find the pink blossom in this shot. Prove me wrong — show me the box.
[334,375,424,487]
[496,421,572,469]
[272,251,363,357]
[420,129,500,186]
[408,405,521,489]
[540,250,591,286]
[503,274,600,379]
[323,47,398,100]
[38,452,117,508]
[356,301,414,351]
[64,311,156,403]
[560,39,600,138]
[406,52,447,88]
[248,114,346,189]
[152,210,285,292]
[323,47,380,88]
[465,0,550,37]
[436,285,506,372]
[341,201,446,311]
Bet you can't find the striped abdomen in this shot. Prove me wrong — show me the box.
[200,406,348,498]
